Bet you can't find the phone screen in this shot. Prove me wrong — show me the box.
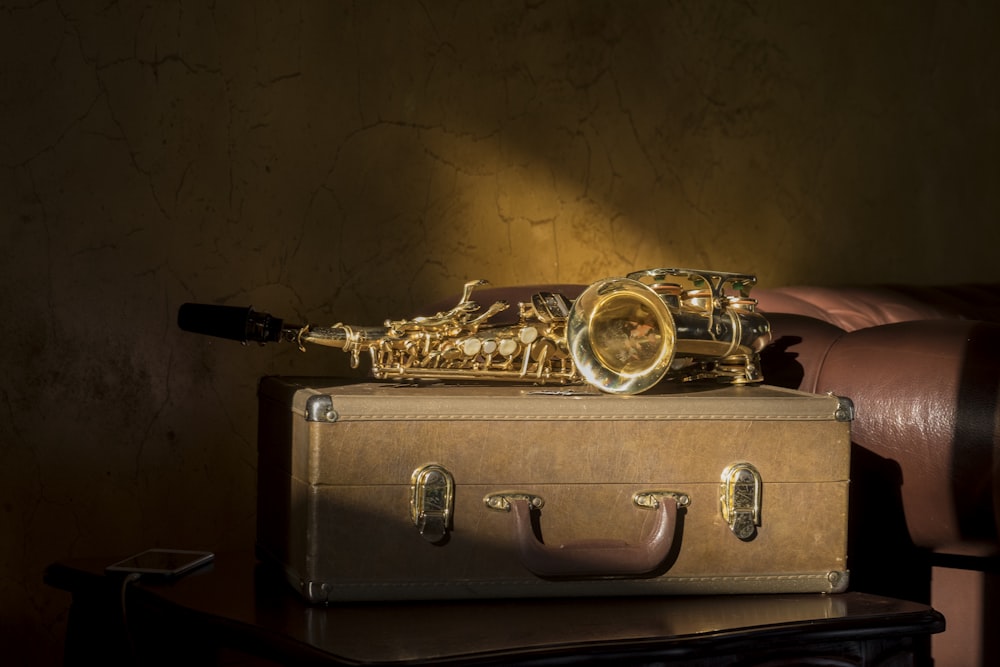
[106,548,215,577]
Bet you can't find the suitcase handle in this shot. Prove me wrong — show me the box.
[505,492,687,577]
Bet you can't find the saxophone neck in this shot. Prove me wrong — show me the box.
[298,324,387,350]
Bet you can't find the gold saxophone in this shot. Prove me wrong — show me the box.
[178,268,771,395]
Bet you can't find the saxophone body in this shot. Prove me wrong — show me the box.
[178,268,771,395]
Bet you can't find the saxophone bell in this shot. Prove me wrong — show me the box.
[567,278,678,395]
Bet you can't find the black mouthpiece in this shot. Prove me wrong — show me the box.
[177,303,285,343]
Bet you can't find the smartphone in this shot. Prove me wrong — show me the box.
[106,548,215,578]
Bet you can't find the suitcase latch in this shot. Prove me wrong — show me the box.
[720,462,762,541]
[410,464,454,543]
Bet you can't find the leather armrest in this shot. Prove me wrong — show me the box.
[812,319,1000,549]
[758,313,846,394]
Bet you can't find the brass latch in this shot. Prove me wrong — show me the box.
[720,462,762,541]
[410,464,454,543]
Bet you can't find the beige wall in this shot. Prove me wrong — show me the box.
[2,1,999,662]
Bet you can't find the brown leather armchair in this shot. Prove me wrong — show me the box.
[755,284,1000,666]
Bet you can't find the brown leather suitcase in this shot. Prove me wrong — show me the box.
[255,377,852,602]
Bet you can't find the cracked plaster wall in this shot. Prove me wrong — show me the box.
[2,1,999,663]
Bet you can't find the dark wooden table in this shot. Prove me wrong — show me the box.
[45,551,944,666]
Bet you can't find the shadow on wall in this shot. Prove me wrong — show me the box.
[280,0,1000,308]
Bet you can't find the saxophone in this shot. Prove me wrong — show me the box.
[177,268,771,395]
